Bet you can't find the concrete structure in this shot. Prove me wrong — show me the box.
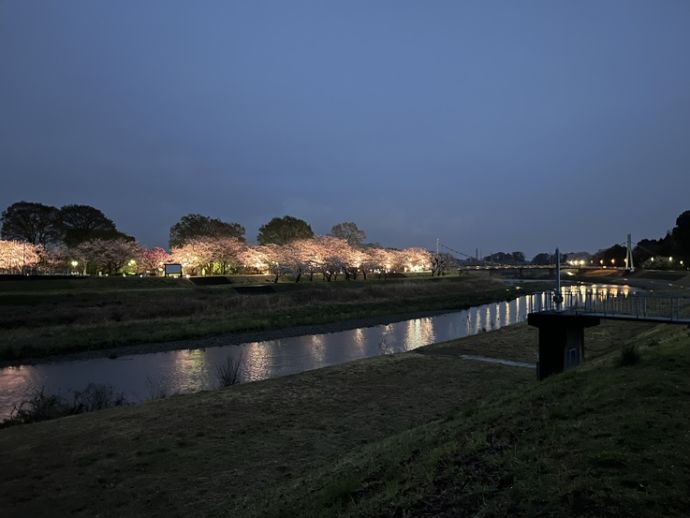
[528,311,600,380]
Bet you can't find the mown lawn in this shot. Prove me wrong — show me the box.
[1,319,685,517]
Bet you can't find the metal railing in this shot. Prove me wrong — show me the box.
[528,289,690,323]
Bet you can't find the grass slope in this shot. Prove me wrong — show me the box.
[258,326,690,517]
[1,320,686,517]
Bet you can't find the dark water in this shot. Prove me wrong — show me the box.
[0,284,633,419]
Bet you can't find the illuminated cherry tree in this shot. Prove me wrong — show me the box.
[169,235,432,280]
[237,245,273,274]
[170,239,216,276]
[0,240,43,273]
[400,247,432,273]
[314,236,351,281]
[140,247,172,275]
[207,237,245,274]
[74,238,143,275]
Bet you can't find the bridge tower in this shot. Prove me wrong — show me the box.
[625,233,635,272]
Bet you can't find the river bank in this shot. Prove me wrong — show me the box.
[1,274,546,363]
[2,316,685,516]
[0,304,515,367]
[4,269,682,364]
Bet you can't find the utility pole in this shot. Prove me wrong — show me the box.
[625,233,635,272]
[436,238,440,255]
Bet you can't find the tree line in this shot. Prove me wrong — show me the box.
[0,201,431,279]
[592,210,690,269]
[1,201,371,249]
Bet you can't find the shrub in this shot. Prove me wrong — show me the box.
[1,384,126,428]
[619,344,640,366]
[216,354,244,387]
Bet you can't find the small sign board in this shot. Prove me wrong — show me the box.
[164,263,183,277]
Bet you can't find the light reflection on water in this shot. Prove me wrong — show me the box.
[0,285,633,419]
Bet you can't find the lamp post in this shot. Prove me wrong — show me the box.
[553,248,563,311]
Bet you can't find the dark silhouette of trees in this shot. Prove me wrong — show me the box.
[671,210,690,263]
[257,216,314,245]
[531,252,554,265]
[483,251,526,265]
[330,222,366,247]
[628,211,690,268]
[593,244,627,266]
[169,214,245,248]
[633,235,672,265]
[60,204,131,247]
[1,201,62,245]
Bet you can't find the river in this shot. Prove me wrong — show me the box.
[0,283,633,419]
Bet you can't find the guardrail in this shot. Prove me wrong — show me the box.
[528,290,690,323]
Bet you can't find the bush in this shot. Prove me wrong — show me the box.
[1,384,127,427]
[71,383,126,412]
[619,344,640,366]
[216,355,244,387]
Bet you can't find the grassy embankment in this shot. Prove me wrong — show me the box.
[1,317,688,517]
[0,273,537,361]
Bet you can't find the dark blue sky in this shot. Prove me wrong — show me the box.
[2,1,689,257]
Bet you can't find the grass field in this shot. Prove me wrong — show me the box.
[0,273,536,361]
[2,317,687,517]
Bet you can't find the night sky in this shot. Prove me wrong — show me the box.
[2,1,689,257]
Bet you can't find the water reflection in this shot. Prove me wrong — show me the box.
[0,284,635,419]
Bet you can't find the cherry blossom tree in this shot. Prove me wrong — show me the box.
[237,245,273,274]
[170,239,216,276]
[206,237,245,274]
[74,239,143,275]
[252,244,290,283]
[401,247,432,273]
[0,240,44,273]
[358,248,380,280]
[140,247,172,276]
[311,236,351,281]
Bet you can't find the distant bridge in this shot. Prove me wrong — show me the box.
[439,233,637,271]
[456,264,627,272]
